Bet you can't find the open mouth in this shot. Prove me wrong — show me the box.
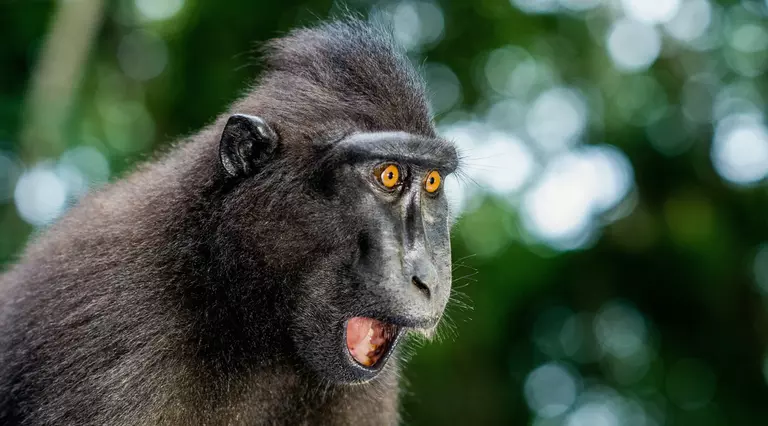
[345,317,400,368]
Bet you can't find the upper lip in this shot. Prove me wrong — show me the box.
[360,312,440,331]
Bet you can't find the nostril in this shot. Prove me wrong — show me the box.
[411,276,430,298]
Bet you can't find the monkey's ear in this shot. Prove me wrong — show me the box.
[219,114,279,178]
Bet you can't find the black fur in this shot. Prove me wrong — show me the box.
[0,19,453,425]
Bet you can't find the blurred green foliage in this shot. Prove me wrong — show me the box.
[2,0,768,425]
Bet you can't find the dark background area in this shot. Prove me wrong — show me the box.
[2,0,768,424]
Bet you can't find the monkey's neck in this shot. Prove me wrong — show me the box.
[173,360,402,425]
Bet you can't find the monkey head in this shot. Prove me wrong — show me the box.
[215,113,458,384]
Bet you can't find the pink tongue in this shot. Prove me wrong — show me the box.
[346,317,391,367]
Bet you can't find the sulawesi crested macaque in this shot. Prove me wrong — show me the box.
[0,19,459,425]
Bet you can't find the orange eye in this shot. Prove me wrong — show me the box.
[424,170,441,193]
[377,164,401,189]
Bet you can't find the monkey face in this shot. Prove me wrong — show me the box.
[285,131,458,384]
[218,117,458,384]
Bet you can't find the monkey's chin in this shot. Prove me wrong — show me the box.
[342,317,403,379]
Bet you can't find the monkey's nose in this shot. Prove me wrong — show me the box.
[411,275,431,298]
[403,247,439,299]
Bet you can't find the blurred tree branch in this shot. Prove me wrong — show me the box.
[19,0,105,161]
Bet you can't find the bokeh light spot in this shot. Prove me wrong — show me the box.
[376,1,445,52]
[681,74,717,124]
[524,362,580,418]
[117,30,168,81]
[440,121,537,204]
[594,301,648,359]
[521,146,634,250]
[14,163,68,227]
[559,0,602,12]
[58,146,111,198]
[664,0,712,43]
[483,46,540,98]
[711,114,768,185]
[606,19,662,73]
[565,402,620,426]
[521,160,595,249]
[475,132,537,194]
[486,99,527,132]
[134,0,184,21]
[533,307,574,359]
[424,63,462,115]
[606,346,652,385]
[562,313,602,363]
[510,0,559,14]
[526,87,588,153]
[621,0,681,24]
[580,145,635,213]
[728,23,768,54]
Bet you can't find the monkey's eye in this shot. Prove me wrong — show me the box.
[424,170,441,193]
[375,164,402,190]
